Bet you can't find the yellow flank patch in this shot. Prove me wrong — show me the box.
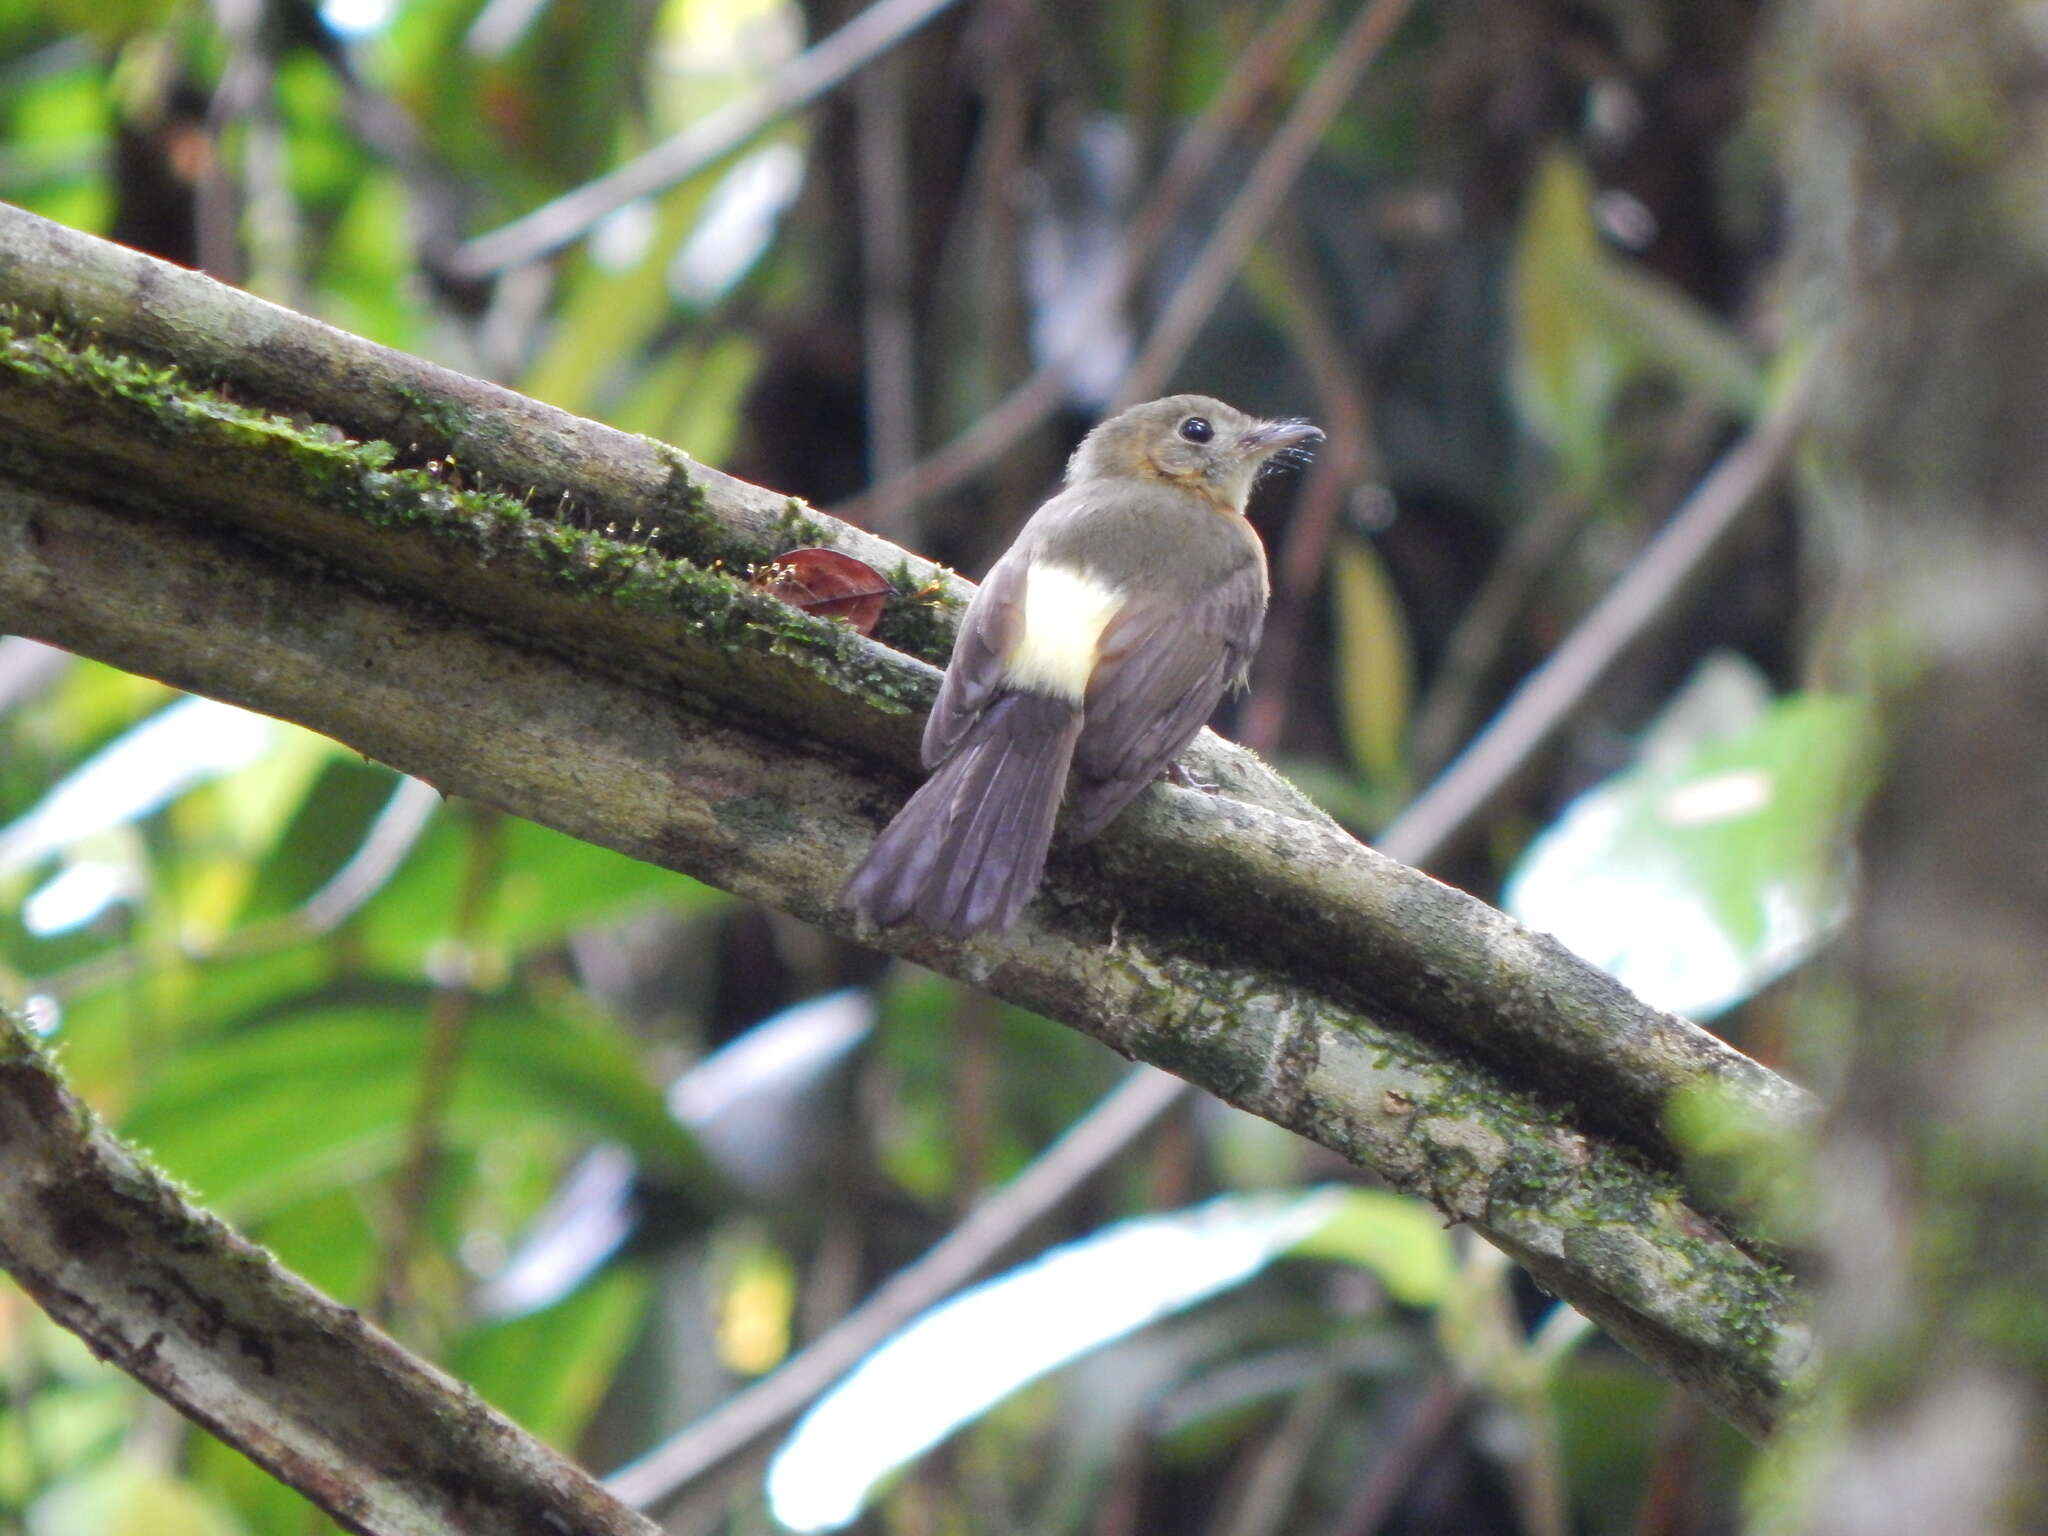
[1003,561,1125,702]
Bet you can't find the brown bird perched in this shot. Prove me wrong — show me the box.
[842,394,1321,935]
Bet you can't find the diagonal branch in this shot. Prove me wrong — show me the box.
[0,206,1810,1441]
[0,1012,661,1536]
[445,0,967,278]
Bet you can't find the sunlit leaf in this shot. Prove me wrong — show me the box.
[358,813,723,970]
[1329,533,1412,799]
[474,1143,641,1320]
[671,140,805,306]
[171,727,342,940]
[29,1461,248,1536]
[1511,151,1626,485]
[521,180,714,418]
[1504,656,1876,1019]
[713,1232,797,1375]
[1510,150,1763,477]
[1290,1188,1453,1307]
[0,698,281,878]
[610,329,758,456]
[763,1189,1348,1533]
[316,170,424,351]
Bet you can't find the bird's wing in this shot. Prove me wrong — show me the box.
[921,550,1027,769]
[1065,560,1266,841]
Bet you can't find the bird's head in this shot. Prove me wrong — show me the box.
[1065,394,1323,510]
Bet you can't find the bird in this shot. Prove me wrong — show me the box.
[841,394,1321,936]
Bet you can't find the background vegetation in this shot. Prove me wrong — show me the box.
[0,0,1934,1531]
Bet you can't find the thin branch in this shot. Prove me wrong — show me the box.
[1328,1376,1463,1536]
[1237,232,1382,757]
[854,48,919,541]
[444,0,967,279]
[1407,396,1729,780]
[1402,487,1589,781]
[1376,367,1815,868]
[1212,1375,1346,1536]
[371,803,504,1327]
[605,1065,1188,1511]
[1113,0,1416,405]
[834,0,1334,531]
[0,1010,662,1536]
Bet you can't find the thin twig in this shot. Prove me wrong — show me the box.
[1238,232,1381,756]
[1215,1375,1346,1536]
[855,48,920,541]
[604,1065,1189,1511]
[1404,487,1588,779]
[835,0,1334,531]
[445,0,967,278]
[1113,0,1417,406]
[1328,1375,1463,1536]
[1376,366,1814,868]
[1408,397,1729,778]
[371,803,503,1325]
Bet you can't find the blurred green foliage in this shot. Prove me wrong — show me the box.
[0,0,1845,1529]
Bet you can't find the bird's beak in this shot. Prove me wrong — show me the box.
[1237,420,1324,458]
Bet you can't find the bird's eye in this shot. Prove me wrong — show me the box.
[1178,416,1213,443]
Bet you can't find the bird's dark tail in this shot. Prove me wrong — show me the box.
[841,692,1083,935]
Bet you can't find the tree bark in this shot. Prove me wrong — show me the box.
[0,1019,661,1536]
[0,205,1808,1449]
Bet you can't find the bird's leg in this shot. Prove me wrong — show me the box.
[1164,760,1217,793]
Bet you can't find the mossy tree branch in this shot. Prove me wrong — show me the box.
[0,205,1810,1455]
[0,1010,661,1536]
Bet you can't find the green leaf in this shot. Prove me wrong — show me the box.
[121,991,706,1220]
[1572,258,1762,415]
[452,1263,653,1445]
[1503,655,1877,1019]
[1510,151,1627,485]
[251,1185,380,1305]
[30,1462,248,1536]
[231,758,411,927]
[1329,533,1412,800]
[1289,1188,1453,1307]
[1509,151,1763,480]
[521,180,712,419]
[358,813,723,970]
